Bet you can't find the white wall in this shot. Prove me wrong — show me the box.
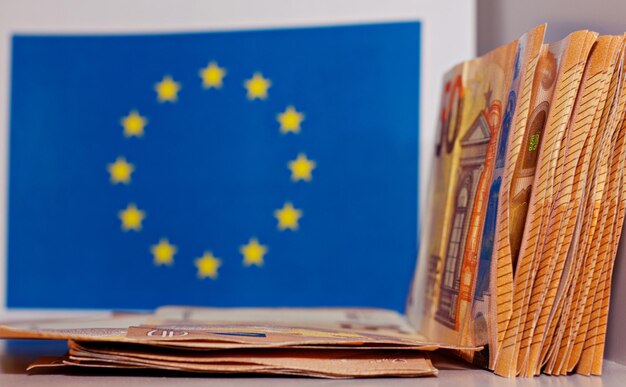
[478,0,626,55]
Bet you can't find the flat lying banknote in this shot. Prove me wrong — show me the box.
[4,24,626,379]
[2,306,451,378]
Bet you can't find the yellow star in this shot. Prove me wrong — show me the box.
[199,61,226,89]
[288,153,316,182]
[154,75,181,103]
[274,202,303,231]
[107,156,134,185]
[195,251,222,280]
[240,238,268,267]
[277,106,305,134]
[121,110,147,138]
[151,238,177,266]
[244,72,271,100]
[118,203,146,231]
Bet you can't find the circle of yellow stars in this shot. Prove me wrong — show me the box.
[109,61,317,281]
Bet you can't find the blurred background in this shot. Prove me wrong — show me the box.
[0,0,472,313]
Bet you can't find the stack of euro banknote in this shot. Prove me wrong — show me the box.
[407,24,626,377]
[2,24,626,378]
[1,307,445,378]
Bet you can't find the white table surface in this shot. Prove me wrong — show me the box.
[1,311,624,386]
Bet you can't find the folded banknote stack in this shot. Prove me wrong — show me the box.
[2,307,447,378]
[3,24,626,378]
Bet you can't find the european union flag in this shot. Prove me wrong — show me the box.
[8,22,420,311]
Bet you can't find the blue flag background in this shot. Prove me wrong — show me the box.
[8,22,420,310]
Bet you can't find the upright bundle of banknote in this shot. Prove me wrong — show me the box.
[408,24,626,377]
[2,25,626,378]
